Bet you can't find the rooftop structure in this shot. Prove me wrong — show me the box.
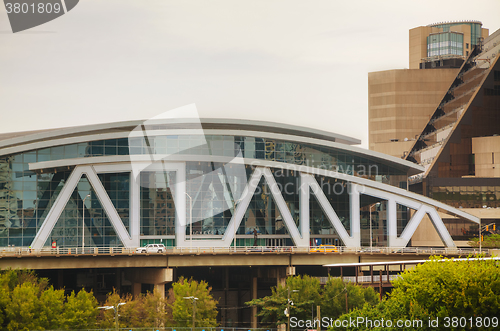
[410,20,489,69]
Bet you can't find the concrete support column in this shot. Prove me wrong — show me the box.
[251,275,258,328]
[276,267,286,288]
[115,268,121,293]
[154,283,165,298]
[387,198,397,246]
[132,282,141,298]
[223,267,229,326]
[57,270,64,289]
[349,183,361,246]
[126,268,173,299]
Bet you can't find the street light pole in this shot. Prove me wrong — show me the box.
[183,296,198,330]
[287,288,291,331]
[479,219,482,253]
[82,194,91,253]
[192,298,196,330]
[369,202,380,251]
[286,288,299,331]
[98,302,126,331]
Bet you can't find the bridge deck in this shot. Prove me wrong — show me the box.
[0,246,489,270]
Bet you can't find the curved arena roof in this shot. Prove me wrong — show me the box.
[0,118,424,176]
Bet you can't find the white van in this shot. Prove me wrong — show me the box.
[136,244,166,253]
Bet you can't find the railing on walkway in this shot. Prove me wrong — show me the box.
[317,274,402,285]
[0,245,491,258]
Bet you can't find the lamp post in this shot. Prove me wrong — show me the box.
[369,202,380,251]
[186,193,193,250]
[479,219,482,253]
[183,296,198,330]
[82,194,91,253]
[98,302,126,331]
[286,288,299,331]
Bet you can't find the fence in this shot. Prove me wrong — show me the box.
[0,245,491,257]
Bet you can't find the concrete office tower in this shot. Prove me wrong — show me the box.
[369,21,500,246]
[369,68,459,157]
[370,21,491,159]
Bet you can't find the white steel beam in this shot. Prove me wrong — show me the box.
[263,168,308,247]
[301,174,357,246]
[31,167,84,249]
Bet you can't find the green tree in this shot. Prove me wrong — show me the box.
[4,281,41,331]
[322,277,378,320]
[1,270,66,331]
[331,256,500,331]
[62,289,98,329]
[0,270,12,327]
[246,275,322,327]
[469,233,500,248]
[169,276,218,327]
[98,290,134,329]
[247,275,378,327]
[38,286,65,330]
[0,269,100,330]
[98,288,168,328]
[142,289,168,328]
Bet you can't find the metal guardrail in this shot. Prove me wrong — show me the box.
[0,246,491,258]
[332,274,401,284]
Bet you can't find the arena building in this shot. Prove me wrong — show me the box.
[0,117,478,250]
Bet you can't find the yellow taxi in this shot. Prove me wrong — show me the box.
[309,244,338,253]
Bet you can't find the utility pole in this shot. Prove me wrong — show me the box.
[287,288,291,331]
[98,302,126,331]
[316,305,321,331]
[286,288,298,331]
[479,219,482,253]
[345,288,348,313]
[183,296,198,330]
[192,299,196,330]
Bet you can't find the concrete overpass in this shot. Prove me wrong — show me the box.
[0,245,489,270]
[1,245,492,328]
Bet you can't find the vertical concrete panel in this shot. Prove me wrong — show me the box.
[349,184,361,246]
[387,198,397,246]
[132,282,141,298]
[130,172,141,247]
[251,276,257,328]
[300,173,310,244]
[154,283,165,298]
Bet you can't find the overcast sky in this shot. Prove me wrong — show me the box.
[1,0,499,147]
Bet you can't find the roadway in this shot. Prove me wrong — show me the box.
[0,246,490,270]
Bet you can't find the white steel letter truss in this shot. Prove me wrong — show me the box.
[32,164,471,249]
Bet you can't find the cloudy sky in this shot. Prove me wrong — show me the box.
[1,0,499,147]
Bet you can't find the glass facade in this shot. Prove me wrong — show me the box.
[240,176,288,237]
[99,173,130,233]
[427,32,464,57]
[430,185,500,208]
[185,162,246,238]
[46,175,122,248]
[360,195,388,247]
[0,129,418,248]
[0,153,70,247]
[396,204,412,237]
[140,171,176,236]
[432,22,483,45]
[1,135,407,186]
[309,174,350,243]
